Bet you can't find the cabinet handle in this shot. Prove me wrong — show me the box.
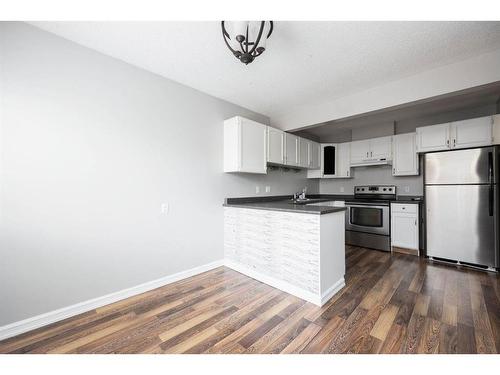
[453,138,456,148]
[393,168,395,174]
[446,139,450,148]
[415,219,417,226]
[347,170,349,177]
[371,151,373,157]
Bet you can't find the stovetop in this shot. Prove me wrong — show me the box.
[349,185,397,205]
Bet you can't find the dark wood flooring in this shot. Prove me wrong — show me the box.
[1,246,499,353]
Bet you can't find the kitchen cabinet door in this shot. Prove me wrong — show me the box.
[308,141,320,169]
[416,123,451,153]
[224,116,267,174]
[350,140,370,165]
[391,204,419,251]
[452,116,492,149]
[285,133,299,166]
[369,136,392,160]
[321,144,337,177]
[298,137,309,168]
[267,127,284,165]
[336,142,351,178]
[393,133,419,176]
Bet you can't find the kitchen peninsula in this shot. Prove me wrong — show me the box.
[223,197,347,306]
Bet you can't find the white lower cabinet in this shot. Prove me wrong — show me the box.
[391,203,419,252]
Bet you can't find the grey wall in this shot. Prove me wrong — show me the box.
[0,22,318,326]
[320,163,423,196]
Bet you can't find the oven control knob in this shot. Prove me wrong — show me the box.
[383,188,386,191]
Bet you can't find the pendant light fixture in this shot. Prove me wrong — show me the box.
[221,21,274,65]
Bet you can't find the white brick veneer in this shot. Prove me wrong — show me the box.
[224,207,345,306]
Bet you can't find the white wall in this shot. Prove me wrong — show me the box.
[0,22,318,326]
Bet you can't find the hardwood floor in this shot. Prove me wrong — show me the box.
[1,246,499,354]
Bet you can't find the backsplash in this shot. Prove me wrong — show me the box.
[319,164,423,196]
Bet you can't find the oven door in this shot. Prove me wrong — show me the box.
[345,204,389,235]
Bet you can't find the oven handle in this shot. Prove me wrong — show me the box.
[345,204,389,210]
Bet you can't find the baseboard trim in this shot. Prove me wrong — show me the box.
[0,259,224,341]
[225,260,344,307]
[320,278,346,305]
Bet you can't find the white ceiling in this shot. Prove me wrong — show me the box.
[30,21,500,125]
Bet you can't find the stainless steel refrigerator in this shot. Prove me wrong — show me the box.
[425,146,500,270]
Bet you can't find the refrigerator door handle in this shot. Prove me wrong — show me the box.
[488,151,494,216]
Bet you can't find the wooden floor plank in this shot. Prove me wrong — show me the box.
[1,248,499,354]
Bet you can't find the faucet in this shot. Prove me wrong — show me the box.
[293,187,307,201]
[300,187,307,200]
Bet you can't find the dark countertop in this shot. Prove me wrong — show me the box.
[392,196,424,204]
[223,194,424,214]
[223,196,347,215]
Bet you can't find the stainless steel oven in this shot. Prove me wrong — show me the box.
[344,185,396,252]
[345,203,390,236]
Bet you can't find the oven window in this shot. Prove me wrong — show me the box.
[350,207,383,227]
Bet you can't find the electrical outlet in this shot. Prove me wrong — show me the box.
[265,186,271,193]
[340,187,345,193]
[161,203,169,214]
[255,186,260,194]
[404,186,410,193]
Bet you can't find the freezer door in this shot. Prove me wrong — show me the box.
[426,184,498,268]
[425,147,496,185]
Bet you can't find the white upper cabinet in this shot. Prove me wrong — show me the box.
[284,133,299,167]
[350,139,370,165]
[298,137,309,168]
[267,127,284,165]
[393,133,419,176]
[416,116,493,153]
[350,136,392,166]
[369,136,392,160]
[416,123,451,152]
[308,141,320,169]
[224,116,267,174]
[451,117,493,149]
[336,142,351,178]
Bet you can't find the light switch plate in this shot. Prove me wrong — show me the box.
[265,186,271,193]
